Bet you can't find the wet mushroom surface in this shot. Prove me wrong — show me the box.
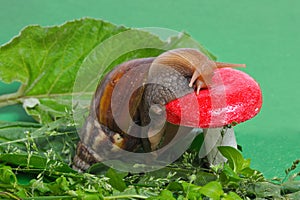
[166,68,262,128]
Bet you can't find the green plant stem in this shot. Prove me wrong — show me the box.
[19,195,148,200]
[0,84,26,108]
[0,192,22,200]
[0,93,21,107]
[104,194,148,199]
[0,184,15,189]
[0,131,72,147]
[22,196,73,200]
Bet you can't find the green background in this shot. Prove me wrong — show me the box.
[1,0,299,179]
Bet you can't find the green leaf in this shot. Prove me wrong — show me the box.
[218,146,264,181]
[0,153,74,173]
[30,179,51,194]
[47,176,70,195]
[105,168,127,192]
[0,18,127,123]
[240,167,264,181]
[0,18,127,86]
[0,18,214,123]
[181,181,202,199]
[199,181,224,199]
[218,146,248,173]
[189,131,204,152]
[0,121,42,151]
[194,170,218,186]
[147,190,176,200]
[87,162,110,175]
[220,164,241,185]
[0,165,17,184]
[0,119,79,166]
[166,182,184,192]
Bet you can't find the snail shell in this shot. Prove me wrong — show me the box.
[73,48,223,171]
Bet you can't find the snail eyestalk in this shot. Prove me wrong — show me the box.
[215,62,246,69]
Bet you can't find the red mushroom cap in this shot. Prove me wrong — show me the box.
[165,68,262,128]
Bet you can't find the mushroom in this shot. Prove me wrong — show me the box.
[165,68,262,165]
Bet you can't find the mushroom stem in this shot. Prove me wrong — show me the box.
[199,127,237,166]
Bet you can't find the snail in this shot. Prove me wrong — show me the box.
[73,48,243,171]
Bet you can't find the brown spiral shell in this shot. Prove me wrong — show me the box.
[73,48,221,171]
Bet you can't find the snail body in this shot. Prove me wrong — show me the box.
[73,48,239,171]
